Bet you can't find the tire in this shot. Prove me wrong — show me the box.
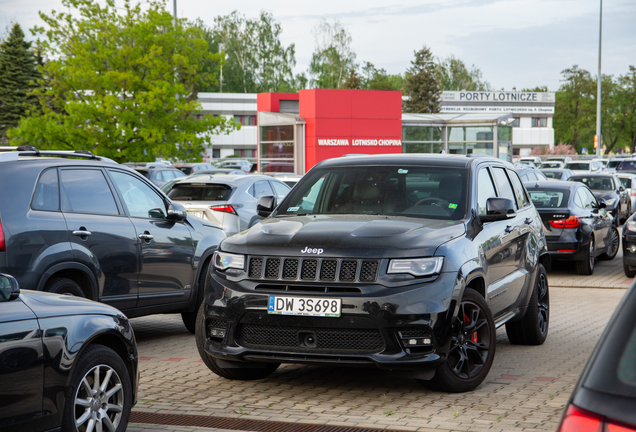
[599,225,620,260]
[419,288,496,393]
[62,345,132,432]
[615,206,621,226]
[181,258,211,334]
[624,263,636,278]
[45,277,85,297]
[621,203,631,224]
[505,264,549,345]
[195,303,279,380]
[575,237,595,275]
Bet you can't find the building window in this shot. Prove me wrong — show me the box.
[511,118,520,127]
[233,115,257,126]
[212,149,220,159]
[531,117,547,127]
[402,126,443,154]
[512,148,520,156]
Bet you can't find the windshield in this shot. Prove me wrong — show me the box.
[608,160,622,168]
[277,166,468,220]
[167,184,234,201]
[540,162,562,169]
[565,162,590,170]
[569,176,615,190]
[618,161,636,171]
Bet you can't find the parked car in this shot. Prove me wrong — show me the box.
[270,173,303,188]
[0,147,225,333]
[526,181,619,275]
[617,173,636,218]
[556,281,636,431]
[539,161,565,169]
[131,165,186,187]
[603,158,625,173]
[197,154,551,393]
[0,273,138,432]
[617,159,636,175]
[546,156,573,164]
[519,156,542,165]
[568,174,630,224]
[564,160,604,175]
[516,167,548,182]
[214,159,253,172]
[166,174,291,236]
[540,168,575,181]
[174,162,215,175]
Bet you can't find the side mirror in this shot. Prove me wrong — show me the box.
[619,185,626,192]
[167,203,187,221]
[257,195,277,218]
[597,200,607,209]
[0,273,20,301]
[480,197,517,223]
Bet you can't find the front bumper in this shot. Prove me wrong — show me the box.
[623,231,636,266]
[201,270,460,374]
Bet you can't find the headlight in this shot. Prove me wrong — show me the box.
[626,221,636,232]
[213,251,245,271]
[604,198,617,206]
[388,257,444,277]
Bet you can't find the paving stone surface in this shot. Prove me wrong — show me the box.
[128,242,633,432]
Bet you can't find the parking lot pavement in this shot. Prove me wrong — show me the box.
[127,276,630,432]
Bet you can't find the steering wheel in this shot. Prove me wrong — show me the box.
[414,197,448,207]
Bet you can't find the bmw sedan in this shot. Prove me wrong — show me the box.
[557,281,636,431]
[166,175,291,235]
[526,181,619,275]
[568,174,630,225]
[0,273,138,432]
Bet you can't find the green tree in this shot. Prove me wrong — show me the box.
[344,68,361,89]
[616,66,636,153]
[553,65,596,153]
[521,85,549,92]
[360,62,398,90]
[308,19,356,89]
[8,0,235,162]
[435,55,492,91]
[403,45,441,113]
[0,23,41,143]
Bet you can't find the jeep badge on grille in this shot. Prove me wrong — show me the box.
[301,247,324,255]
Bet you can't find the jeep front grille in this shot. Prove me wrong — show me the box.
[247,256,379,283]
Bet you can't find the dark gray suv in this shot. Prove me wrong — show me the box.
[0,147,225,332]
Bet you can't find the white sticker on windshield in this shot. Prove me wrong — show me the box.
[398,169,409,174]
[287,206,300,212]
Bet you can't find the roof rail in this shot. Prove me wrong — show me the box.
[0,147,117,164]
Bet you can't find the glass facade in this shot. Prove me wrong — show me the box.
[448,127,494,156]
[403,126,443,154]
[259,125,295,173]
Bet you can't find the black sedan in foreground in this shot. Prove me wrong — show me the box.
[526,181,619,275]
[568,174,630,225]
[557,281,636,431]
[0,273,138,432]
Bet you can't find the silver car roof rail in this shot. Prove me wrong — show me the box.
[0,147,117,164]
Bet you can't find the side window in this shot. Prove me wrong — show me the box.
[253,181,274,199]
[477,168,497,215]
[109,171,167,219]
[576,188,594,210]
[270,181,291,200]
[60,169,119,215]
[574,189,585,208]
[508,170,530,208]
[491,167,518,209]
[582,188,599,208]
[32,168,60,211]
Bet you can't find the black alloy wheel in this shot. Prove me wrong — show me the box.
[419,289,495,392]
[576,237,595,275]
[600,225,620,260]
[506,264,550,345]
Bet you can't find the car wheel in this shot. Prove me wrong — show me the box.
[45,277,85,297]
[419,288,496,393]
[181,257,211,334]
[576,237,595,275]
[195,303,280,380]
[622,203,631,224]
[599,225,620,260]
[62,345,132,432]
[505,264,549,345]
[624,263,636,278]
[615,206,621,226]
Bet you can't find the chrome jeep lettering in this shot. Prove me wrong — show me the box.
[301,247,324,255]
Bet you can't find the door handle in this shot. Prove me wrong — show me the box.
[504,225,513,233]
[138,233,154,241]
[524,218,533,225]
[72,230,92,237]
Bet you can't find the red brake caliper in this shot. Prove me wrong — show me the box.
[465,313,478,343]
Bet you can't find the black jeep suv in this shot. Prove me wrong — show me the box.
[197,154,551,392]
[0,147,225,332]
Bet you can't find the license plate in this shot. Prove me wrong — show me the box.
[268,296,341,317]
[187,211,205,219]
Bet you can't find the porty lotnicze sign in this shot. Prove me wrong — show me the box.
[440,91,555,114]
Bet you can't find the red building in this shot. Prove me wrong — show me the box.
[257,89,403,174]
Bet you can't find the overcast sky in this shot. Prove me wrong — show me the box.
[2,0,634,91]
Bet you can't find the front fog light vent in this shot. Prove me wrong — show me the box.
[397,329,432,348]
[207,320,228,341]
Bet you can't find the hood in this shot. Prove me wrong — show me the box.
[18,290,127,320]
[592,191,618,202]
[221,215,466,258]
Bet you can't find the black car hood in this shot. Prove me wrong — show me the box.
[19,290,127,319]
[221,215,466,258]
[592,191,618,202]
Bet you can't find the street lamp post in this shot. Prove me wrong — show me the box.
[596,0,603,157]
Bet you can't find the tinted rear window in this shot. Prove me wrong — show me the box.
[608,160,622,168]
[528,189,569,208]
[542,171,563,179]
[565,162,590,170]
[618,161,636,171]
[168,184,233,201]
